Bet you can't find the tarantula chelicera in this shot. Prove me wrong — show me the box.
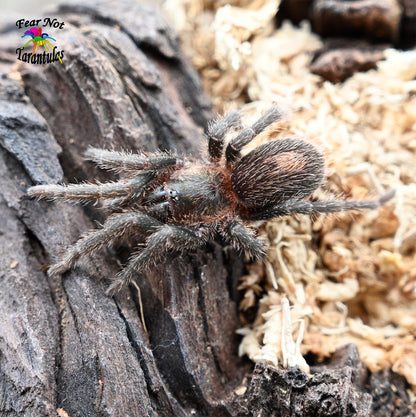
[28,107,393,293]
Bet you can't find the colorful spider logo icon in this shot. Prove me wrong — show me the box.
[20,27,62,64]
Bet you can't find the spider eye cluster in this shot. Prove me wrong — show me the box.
[168,189,179,202]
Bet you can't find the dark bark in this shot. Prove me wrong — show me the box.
[0,2,247,416]
[236,345,415,417]
[277,0,415,83]
[310,40,387,83]
[399,0,416,48]
[311,0,402,42]
[0,1,415,417]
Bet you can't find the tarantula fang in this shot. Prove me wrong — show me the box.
[28,107,394,293]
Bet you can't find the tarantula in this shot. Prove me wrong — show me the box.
[28,107,393,293]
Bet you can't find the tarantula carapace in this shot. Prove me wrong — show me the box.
[28,107,393,293]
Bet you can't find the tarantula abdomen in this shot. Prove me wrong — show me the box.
[231,138,325,210]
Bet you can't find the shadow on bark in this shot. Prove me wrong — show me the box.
[0,1,414,416]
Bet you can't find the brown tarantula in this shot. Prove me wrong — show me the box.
[28,107,393,293]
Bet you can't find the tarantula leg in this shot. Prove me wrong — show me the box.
[28,171,157,202]
[250,190,396,220]
[48,212,163,276]
[85,148,182,173]
[207,111,242,161]
[219,221,265,259]
[225,107,283,166]
[107,225,208,293]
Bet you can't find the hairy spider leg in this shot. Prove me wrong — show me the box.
[102,188,171,214]
[27,172,158,202]
[100,175,170,212]
[219,220,265,259]
[107,225,209,293]
[207,111,242,161]
[225,107,283,166]
[85,148,182,173]
[250,190,396,220]
[48,212,164,277]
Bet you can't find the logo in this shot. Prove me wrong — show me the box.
[16,18,65,65]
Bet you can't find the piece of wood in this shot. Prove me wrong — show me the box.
[1,1,415,416]
[236,345,416,417]
[311,0,402,42]
[0,2,247,416]
[310,40,386,83]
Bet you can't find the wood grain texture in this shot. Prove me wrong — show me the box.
[0,2,247,416]
[0,1,415,416]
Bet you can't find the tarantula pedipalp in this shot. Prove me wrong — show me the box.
[28,107,394,293]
